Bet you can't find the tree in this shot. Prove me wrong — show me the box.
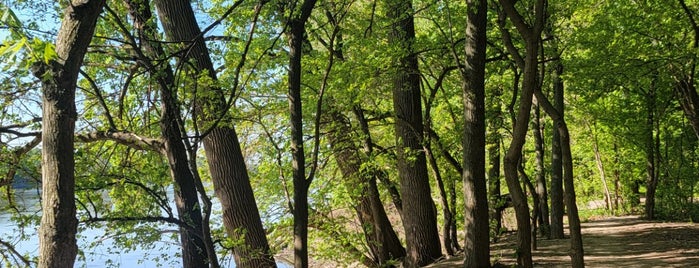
[532,101,550,238]
[152,0,276,266]
[461,0,490,266]
[549,29,565,239]
[385,0,442,265]
[120,0,213,265]
[282,0,318,266]
[496,0,547,266]
[34,1,105,267]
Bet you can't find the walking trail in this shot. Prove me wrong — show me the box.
[428,215,699,267]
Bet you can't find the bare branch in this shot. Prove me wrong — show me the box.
[75,131,164,153]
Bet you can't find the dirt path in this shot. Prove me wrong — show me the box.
[429,215,699,267]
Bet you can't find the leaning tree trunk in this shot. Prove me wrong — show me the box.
[124,0,212,266]
[462,0,490,266]
[36,1,105,267]
[385,0,442,266]
[497,0,548,266]
[152,1,275,266]
[326,107,406,265]
[535,90,585,268]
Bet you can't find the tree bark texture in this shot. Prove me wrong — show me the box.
[534,90,585,268]
[326,108,406,265]
[487,88,503,237]
[462,0,490,266]
[284,1,317,267]
[589,123,613,212]
[152,0,276,266]
[549,50,565,239]
[532,102,551,238]
[37,1,105,267]
[497,0,548,266]
[124,1,212,266]
[386,0,442,266]
[644,81,658,220]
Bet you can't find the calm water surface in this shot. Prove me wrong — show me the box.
[0,189,290,268]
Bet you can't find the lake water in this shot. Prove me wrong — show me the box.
[0,189,291,268]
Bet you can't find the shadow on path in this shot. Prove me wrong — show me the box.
[429,215,699,267]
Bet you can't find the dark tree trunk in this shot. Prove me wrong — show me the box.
[519,163,538,250]
[613,143,622,212]
[677,0,699,141]
[152,1,276,266]
[284,1,317,267]
[534,91,585,268]
[36,2,105,267]
[385,0,442,266]
[496,1,548,266]
[124,1,213,266]
[326,107,406,265]
[532,102,550,238]
[644,78,658,220]
[487,89,503,238]
[425,145,456,256]
[549,35,565,240]
[462,0,490,266]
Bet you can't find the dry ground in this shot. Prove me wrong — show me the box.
[428,215,699,267]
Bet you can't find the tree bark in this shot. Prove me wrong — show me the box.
[36,1,105,267]
[644,79,658,220]
[676,0,699,141]
[532,102,551,238]
[497,0,548,266]
[123,1,213,266]
[487,88,503,238]
[152,1,276,266]
[534,91,585,268]
[283,0,317,267]
[326,107,406,265]
[462,0,490,266]
[385,0,442,266]
[548,29,565,240]
[588,122,613,212]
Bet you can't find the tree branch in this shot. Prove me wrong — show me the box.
[75,131,164,153]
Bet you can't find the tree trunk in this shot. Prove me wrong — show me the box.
[487,89,503,238]
[284,1,317,267]
[354,107,404,217]
[588,122,613,212]
[124,0,213,266]
[426,145,456,256]
[385,0,442,266]
[549,32,565,240]
[644,80,658,220]
[613,143,622,213]
[676,0,699,141]
[534,91,585,268]
[532,102,551,238]
[519,163,538,250]
[326,107,406,265]
[497,0,548,266]
[36,2,105,267]
[462,0,490,266]
[152,1,276,266]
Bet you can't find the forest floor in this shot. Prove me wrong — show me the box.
[428,215,699,267]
